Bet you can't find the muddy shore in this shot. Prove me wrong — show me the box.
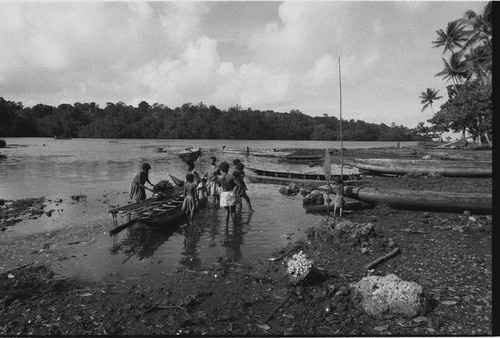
[0,145,493,336]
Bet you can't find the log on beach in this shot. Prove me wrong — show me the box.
[344,186,492,214]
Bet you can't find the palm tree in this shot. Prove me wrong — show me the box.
[459,1,492,83]
[463,45,491,81]
[432,20,468,55]
[419,88,443,114]
[435,52,469,93]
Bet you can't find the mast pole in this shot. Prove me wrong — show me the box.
[338,57,343,178]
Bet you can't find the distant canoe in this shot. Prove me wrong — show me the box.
[54,136,71,140]
[177,147,202,163]
[344,186,492,214]
[344,158,492,177]
[221,148,249,155]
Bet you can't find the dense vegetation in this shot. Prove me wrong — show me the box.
[418,1,492,145]
[0,99,416,141]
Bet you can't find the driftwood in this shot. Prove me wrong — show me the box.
[263,293,293,324]
[109,218,138,236]
[365,247,401,270]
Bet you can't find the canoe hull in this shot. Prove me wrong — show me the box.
[138,197,207,227]
[246,166,359,182]
[345,158,492,177]
[344,186,492,214]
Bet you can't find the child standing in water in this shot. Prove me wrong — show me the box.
[207,156,221,206]
[186,160,206,200]
[233,162,253,212]
[182,173,199,221]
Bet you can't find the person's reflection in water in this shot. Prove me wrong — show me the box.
[180,220,203,269]
[221,210,252,262]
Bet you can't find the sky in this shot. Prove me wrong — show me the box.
[0,1,488,129]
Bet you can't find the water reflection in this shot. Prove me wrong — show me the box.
[112,223,182,263]
[222,210,252,261]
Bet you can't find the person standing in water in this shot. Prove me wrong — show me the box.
[130,163,154,202]
[218,161,240,226]
[207,156,221,206]
[182,173,199,221]
[233,162,253,212]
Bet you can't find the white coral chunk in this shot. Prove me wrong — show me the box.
[286,251,313,284]
[350,274,425,318]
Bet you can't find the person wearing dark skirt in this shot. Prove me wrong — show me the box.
[130,163,154,202]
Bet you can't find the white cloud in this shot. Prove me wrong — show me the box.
[304,54,337,86]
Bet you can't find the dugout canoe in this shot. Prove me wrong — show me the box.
[279,154,324,163]
[344,158,492,177]
[245,165,360,182]
[344,186,492,214]
[108,175,204,233]
[250,150,293,157]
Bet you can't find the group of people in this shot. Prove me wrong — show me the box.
[129,156,253,226]
[184,156,253,225]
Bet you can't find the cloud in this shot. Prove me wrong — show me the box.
[0,2,208,105]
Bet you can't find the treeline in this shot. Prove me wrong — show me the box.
[0,98,417,141]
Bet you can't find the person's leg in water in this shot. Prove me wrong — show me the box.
[243,194,253,211]
[225,206,230,226]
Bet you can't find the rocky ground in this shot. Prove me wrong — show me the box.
[0,145,494,336]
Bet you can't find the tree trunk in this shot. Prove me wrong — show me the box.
[484,132,492,147]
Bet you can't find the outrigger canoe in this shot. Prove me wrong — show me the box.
[108,175,207,233]
[344,186,492,214]
[344,158,492,177]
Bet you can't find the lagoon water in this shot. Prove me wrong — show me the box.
[0,138,416,284]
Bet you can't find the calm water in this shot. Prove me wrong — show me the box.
[0,138,415,284]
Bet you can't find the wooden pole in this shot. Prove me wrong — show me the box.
[338,57,344,178]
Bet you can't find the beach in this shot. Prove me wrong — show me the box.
[0,145,492,335]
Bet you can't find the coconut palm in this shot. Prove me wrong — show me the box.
[460,1,492,83]
[435,52,469,93]
[463,45,491,82]
[460,2,492,51]
[432,20,468,55]
[419,88,443,114]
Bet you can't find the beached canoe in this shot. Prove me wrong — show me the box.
[245,164,360,182]
[250,150,293,157]
[344,158,492,177]
[344,186,492,214]
[178,147,202,163]
[279,154,324,163]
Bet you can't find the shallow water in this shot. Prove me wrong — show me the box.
[0,138,416,283]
